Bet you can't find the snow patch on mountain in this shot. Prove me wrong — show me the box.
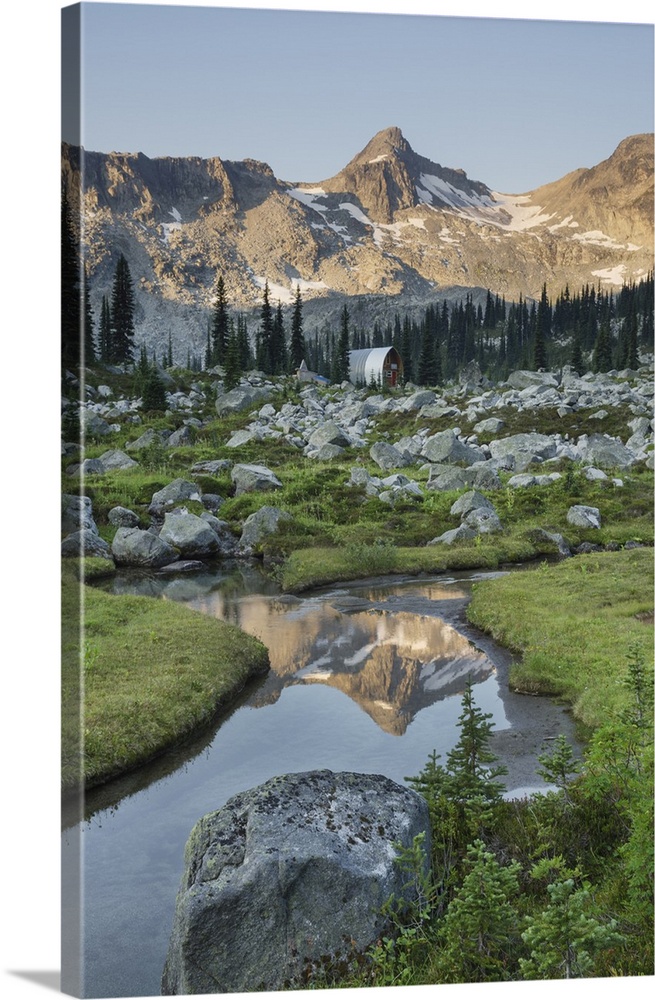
[573,230,641,251]
[591,265,628,285]
[417,173,496,213]
[252,274,330,303]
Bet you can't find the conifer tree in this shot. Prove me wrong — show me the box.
[271,301,287,374]
[223,319,242,390]
[141,362,167,412]
[237,314,252,371]
[289,285,306,371]
[98,294,112,362]
[592,320,613,373]
[61,189,81,368]
[110,253,136,364]
[82,270,96,365]
[211,274,229,366]
[332,304,350,382]
[417,320,439,386]
[570,333,584,374]
[434,840,521,983]
[444,676,507,837]
[520,859,625,980]
[256,280,274,373]
[532,310,548,371]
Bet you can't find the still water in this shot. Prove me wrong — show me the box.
[64,564,574,998]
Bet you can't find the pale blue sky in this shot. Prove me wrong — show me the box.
[66,0,654,193]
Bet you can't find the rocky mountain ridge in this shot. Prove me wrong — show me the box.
[62,127,654,357]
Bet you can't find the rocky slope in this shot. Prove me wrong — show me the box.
[62,128,654,356]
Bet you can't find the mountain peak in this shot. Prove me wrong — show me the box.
[348,126,411,167]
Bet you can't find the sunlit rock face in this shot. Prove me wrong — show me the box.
[63,129,653,356]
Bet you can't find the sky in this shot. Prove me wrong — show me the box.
[0,4,653,1000]
[65,1,655,194]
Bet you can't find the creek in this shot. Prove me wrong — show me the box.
[62,562,579,998]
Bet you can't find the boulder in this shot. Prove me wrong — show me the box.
[161,770,429,995]
[427,525,478,546]
[450,490,496,519]
[473,416,506,435]
[65,458,102,477]
[506,370,559,390]
[489,433,557,463]
[159,510,221,559]
[226,428,258,449]
[190,459,233,475]
[307,421,351,450]
[166,425,195,448]
[578,434,636,469]
[370,441,411,471]
[200,515,239,556]
[200,494,225,513]
[149,479,202,514]
[111,527,178,568]
[231,464,282,496]
[98,449,139,472]
[426,468,468,492]
[421,429,484,465]
[239,505,292,550]
[61,494,97,535]
[507,474,537,488]
[126,428,168,452]
[566,505,602,529]
[465,465,503,490]
[80,410,113,437]
[215,385,273,416]
[61,529,112,560]
[462,508,503,534]
[314,443,346,461]
[108,506,140,528]
[400,389,436,411]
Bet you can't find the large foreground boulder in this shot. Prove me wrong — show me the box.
[162,770,430,995]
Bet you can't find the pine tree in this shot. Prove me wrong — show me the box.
[570,333,584,374]
[256,280,274,373]
[271,301,287,374]
[141,363,167,412]
[592,320,613,373]
[289,285,306,371]
[434,840,521,983]
[532,308,548,371]
[98,295,112,362]
[417,320,439,386]
[82,270,96,365]
[520,859,625,980]
[223,319,242,390]
[211,274,229,366]
[332,305,350,382]
[61,189,81,368]
[444,677,507,837]
[237,314,252,371]
[110,253,136,364]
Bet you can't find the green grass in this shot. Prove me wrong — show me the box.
[61,567,269,790]
[466,547,654,733]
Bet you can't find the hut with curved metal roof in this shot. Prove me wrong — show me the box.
[348,346,403,387]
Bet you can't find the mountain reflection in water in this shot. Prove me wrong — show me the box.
[103,565,495,737]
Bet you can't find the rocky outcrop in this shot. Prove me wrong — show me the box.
[111,527,177,568]
[231,463,282,495]
[161,770,430,995]
[159,510,221,559]
[239,506,292,551]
